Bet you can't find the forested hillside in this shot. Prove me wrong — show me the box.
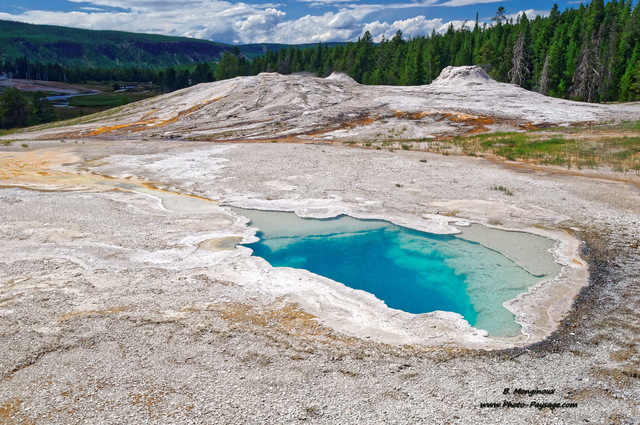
[250,0,640,102]
[0,20,336,68]
[2,1,639,103]
[0,20,234,68]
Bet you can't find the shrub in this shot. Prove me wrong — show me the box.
[491,185,514,196]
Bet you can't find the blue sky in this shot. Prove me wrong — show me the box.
[0,1,590,44]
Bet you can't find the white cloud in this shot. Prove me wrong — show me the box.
[0,0,516,45]
[505,9,550,21]
[0,1,282,42]
[0,10,139,31]
[439,0,501,6]
[233,8,287,42]
[295,0,358,5]
[364,16,444,41]
[249,11,363,44]
[67,0,204,12]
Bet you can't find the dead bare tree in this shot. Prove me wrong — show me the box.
[538,54,550,95]
[508,32,530,86]
[571,32,603,102]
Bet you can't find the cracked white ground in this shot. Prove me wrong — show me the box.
[1,68,638,423]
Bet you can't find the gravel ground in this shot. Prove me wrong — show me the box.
[1,139,638,424]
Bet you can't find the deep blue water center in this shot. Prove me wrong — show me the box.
[233,208,558,337]
[250,226,477,322]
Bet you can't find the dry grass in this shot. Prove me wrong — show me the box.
[446,123,640,172]
[609,348,636,362]
[215,302,347,343]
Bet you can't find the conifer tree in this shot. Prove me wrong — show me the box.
[214,51,241,81]
[400,43,423,85]
[350,31,375,82]
[619,47,640,100]
[0,88,29,129]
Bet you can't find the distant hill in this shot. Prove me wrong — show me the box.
[0,20,341,69]
[236,42,344,59]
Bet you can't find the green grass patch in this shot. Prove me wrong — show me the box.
[618,136,640,149]
[625,120,640,130]
[0,129,20,137]
[448,131,640,172]
[69,91,156,107]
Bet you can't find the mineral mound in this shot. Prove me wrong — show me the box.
[20,67,640,142]
[431,66,496,86]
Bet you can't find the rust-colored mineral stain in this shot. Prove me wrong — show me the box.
[0,398,35,425]
[213,302,356,343]
[0,149,80,183]
[392,111,432,120]
[0,149,222,207]
[57,306,130,323]
[87,120,157,136]
[129,385,185,418]
[86,97,224,136]
[519,122,539,131]
[446,113,495,134]
[140,182,216,203]
[307,115,378,137]
[391,110,500,134]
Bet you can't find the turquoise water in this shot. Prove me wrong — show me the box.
[233,208,559,337]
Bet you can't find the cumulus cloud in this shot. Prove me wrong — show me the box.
[364,16,444,41]
[0,10,139,31]
[233,8,287,43]
[439,0,501,6]
[505,9,550,21]
[295,0,358,5]
[66,0,205,12]
[0,1,284,43]
[0,0,511,44]
[248,11,363,44]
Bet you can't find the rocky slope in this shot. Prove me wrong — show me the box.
[18,66,640,142]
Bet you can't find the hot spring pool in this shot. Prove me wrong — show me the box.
[232,207,561,337]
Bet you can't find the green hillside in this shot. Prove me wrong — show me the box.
[0,20,240,68]
[0,20,345,69]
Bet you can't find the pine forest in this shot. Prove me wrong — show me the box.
[2,0,640,104]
